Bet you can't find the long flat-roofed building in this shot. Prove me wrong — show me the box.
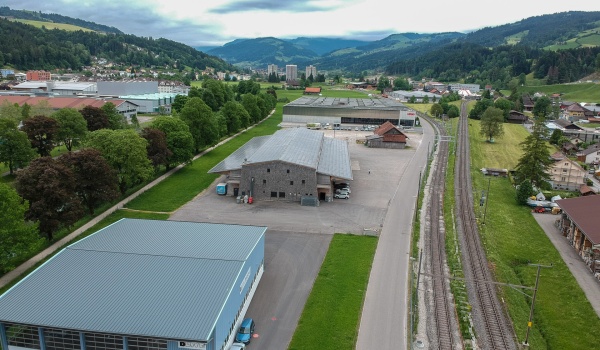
[0,218,266,350]
[283,96,416,127]
[209,128,352,202]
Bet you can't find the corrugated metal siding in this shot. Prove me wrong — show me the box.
[0,219,267,342]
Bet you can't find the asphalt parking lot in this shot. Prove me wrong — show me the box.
[169,126,423,349]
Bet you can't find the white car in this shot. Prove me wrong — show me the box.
[230,343,246,350]
[334,192,350,199]
[335,188,351,194]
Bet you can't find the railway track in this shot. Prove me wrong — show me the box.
[423,116,458,349]
[453,102,516,350]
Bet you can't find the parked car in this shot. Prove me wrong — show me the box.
[230,343,246,350]
[235,318,255,344]
[334,192,350,199]
[335,187,351,194]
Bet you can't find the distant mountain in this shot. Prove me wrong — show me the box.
[0,6,122,34]
[285,37,369,55]
[0,19,234,72]
[207,37,320,68]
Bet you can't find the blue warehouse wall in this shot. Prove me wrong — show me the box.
[213,233,265,349]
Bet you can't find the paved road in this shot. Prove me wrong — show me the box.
[532,213,600,318]
[356,121,434,350]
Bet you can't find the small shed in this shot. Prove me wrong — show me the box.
[366,121,408,149]
[480,167,509,177]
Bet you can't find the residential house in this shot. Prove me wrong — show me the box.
[565,103,589,121]
[554,118,583,131]
[522,94,534,111]
[549,156,586,191]
[506,110,528,124]
[577,144,600,164]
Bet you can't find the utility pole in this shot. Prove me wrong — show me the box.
[482,176,491,225]
[523,263,553,347]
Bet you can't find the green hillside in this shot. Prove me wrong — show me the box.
[14,19,93,32]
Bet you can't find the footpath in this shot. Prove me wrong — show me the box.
[0,111,275,289]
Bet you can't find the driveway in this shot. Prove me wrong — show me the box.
[169,127,424,350]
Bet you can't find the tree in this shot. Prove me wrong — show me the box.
[179,97,219,152]
[514,120,553,189]
[150,116,195,168]
[220,101,245,134]
[0,119,36,175]
[377,75,390,93]
[430,103,443,118]
[0,183,42,274]
[29,100,53,117]
[86,129,153,194]
[21,115,58,157]
[549,129,563,145]
[171,95,189,114]
[493,97,514,120]
[59,149,119,215]
[241,94,262,124]
[479,107,505,141]
[101,102,127,130]
[51,108,88,151]
[15,157,84,240]
[532,96,553,120]
[468,98,493,120]
[0,101,22,121]
[516,179,534,205]
[393,77,411,90]
[141,127,172,171]
[447,105,460,118]
[80,105,110,131]
[422,95,429,104]
[21,103,31,119]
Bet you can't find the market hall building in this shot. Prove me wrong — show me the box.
[0,219,267,350]
[282,96,417,127]
[209,128,353,203]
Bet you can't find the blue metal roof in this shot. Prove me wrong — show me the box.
[0,219,266,341]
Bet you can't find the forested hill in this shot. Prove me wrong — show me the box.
[0,19,235,73]
[0,6,122,34]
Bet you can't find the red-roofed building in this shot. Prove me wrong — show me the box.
[366,121,408,149]
[0,96,138,120]
[556,195,600,274]
[304,87,321,94]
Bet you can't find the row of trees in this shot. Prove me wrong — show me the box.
[0,79,276,273]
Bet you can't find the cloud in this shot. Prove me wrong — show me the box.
[210,0,341,14]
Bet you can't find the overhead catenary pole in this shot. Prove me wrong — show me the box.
[523,263,553,347]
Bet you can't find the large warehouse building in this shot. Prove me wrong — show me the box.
[282,96,417,127]
[209,128,353,202]
[0,219,266,350]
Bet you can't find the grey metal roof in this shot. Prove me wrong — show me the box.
[209,136,270,173]
[0,219,266,341]
[317,137,353,180]
[209,128,353,180]
[247,128,322,168]
[284,96,406,110]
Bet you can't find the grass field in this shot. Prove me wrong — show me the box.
[288,234,378,350]
[14,19,93,32]
[518,83,600,101]
[467,119,600,349]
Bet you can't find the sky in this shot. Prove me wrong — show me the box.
[5,0,600,47]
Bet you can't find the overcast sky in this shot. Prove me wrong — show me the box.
[5,0,600,47]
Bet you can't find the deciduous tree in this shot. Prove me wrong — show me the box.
[430,103,443,118]
[86,129,153,194]
[101,102,127,130]
[15,157,84,240]
[150,116,194,169]
[51,108,87,151]
[0,183,42,274]
[59,149,119,215]
[141,127,172,171]
[479,107,505,141]
[0,119,36,174]
[81,105,110,131]
[21,115,58,157]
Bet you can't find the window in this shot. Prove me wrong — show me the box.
[127,337,167,350]
[271,191,277,198]
[263,179,266,184]
[85,333,124,350]
[5,323,40,349]
[44,328,81,350]
[279,192,286,198]
[302,180,305,184]
[267,168,270,173]
[290,181,294,185]
[287,169,290,173]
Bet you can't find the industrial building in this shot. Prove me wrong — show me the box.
[0,219,266,350]
[282,96,417,127]
[97,81,158,96]
[209,128,353,203]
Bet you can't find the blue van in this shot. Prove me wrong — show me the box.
[235,318,255,344]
